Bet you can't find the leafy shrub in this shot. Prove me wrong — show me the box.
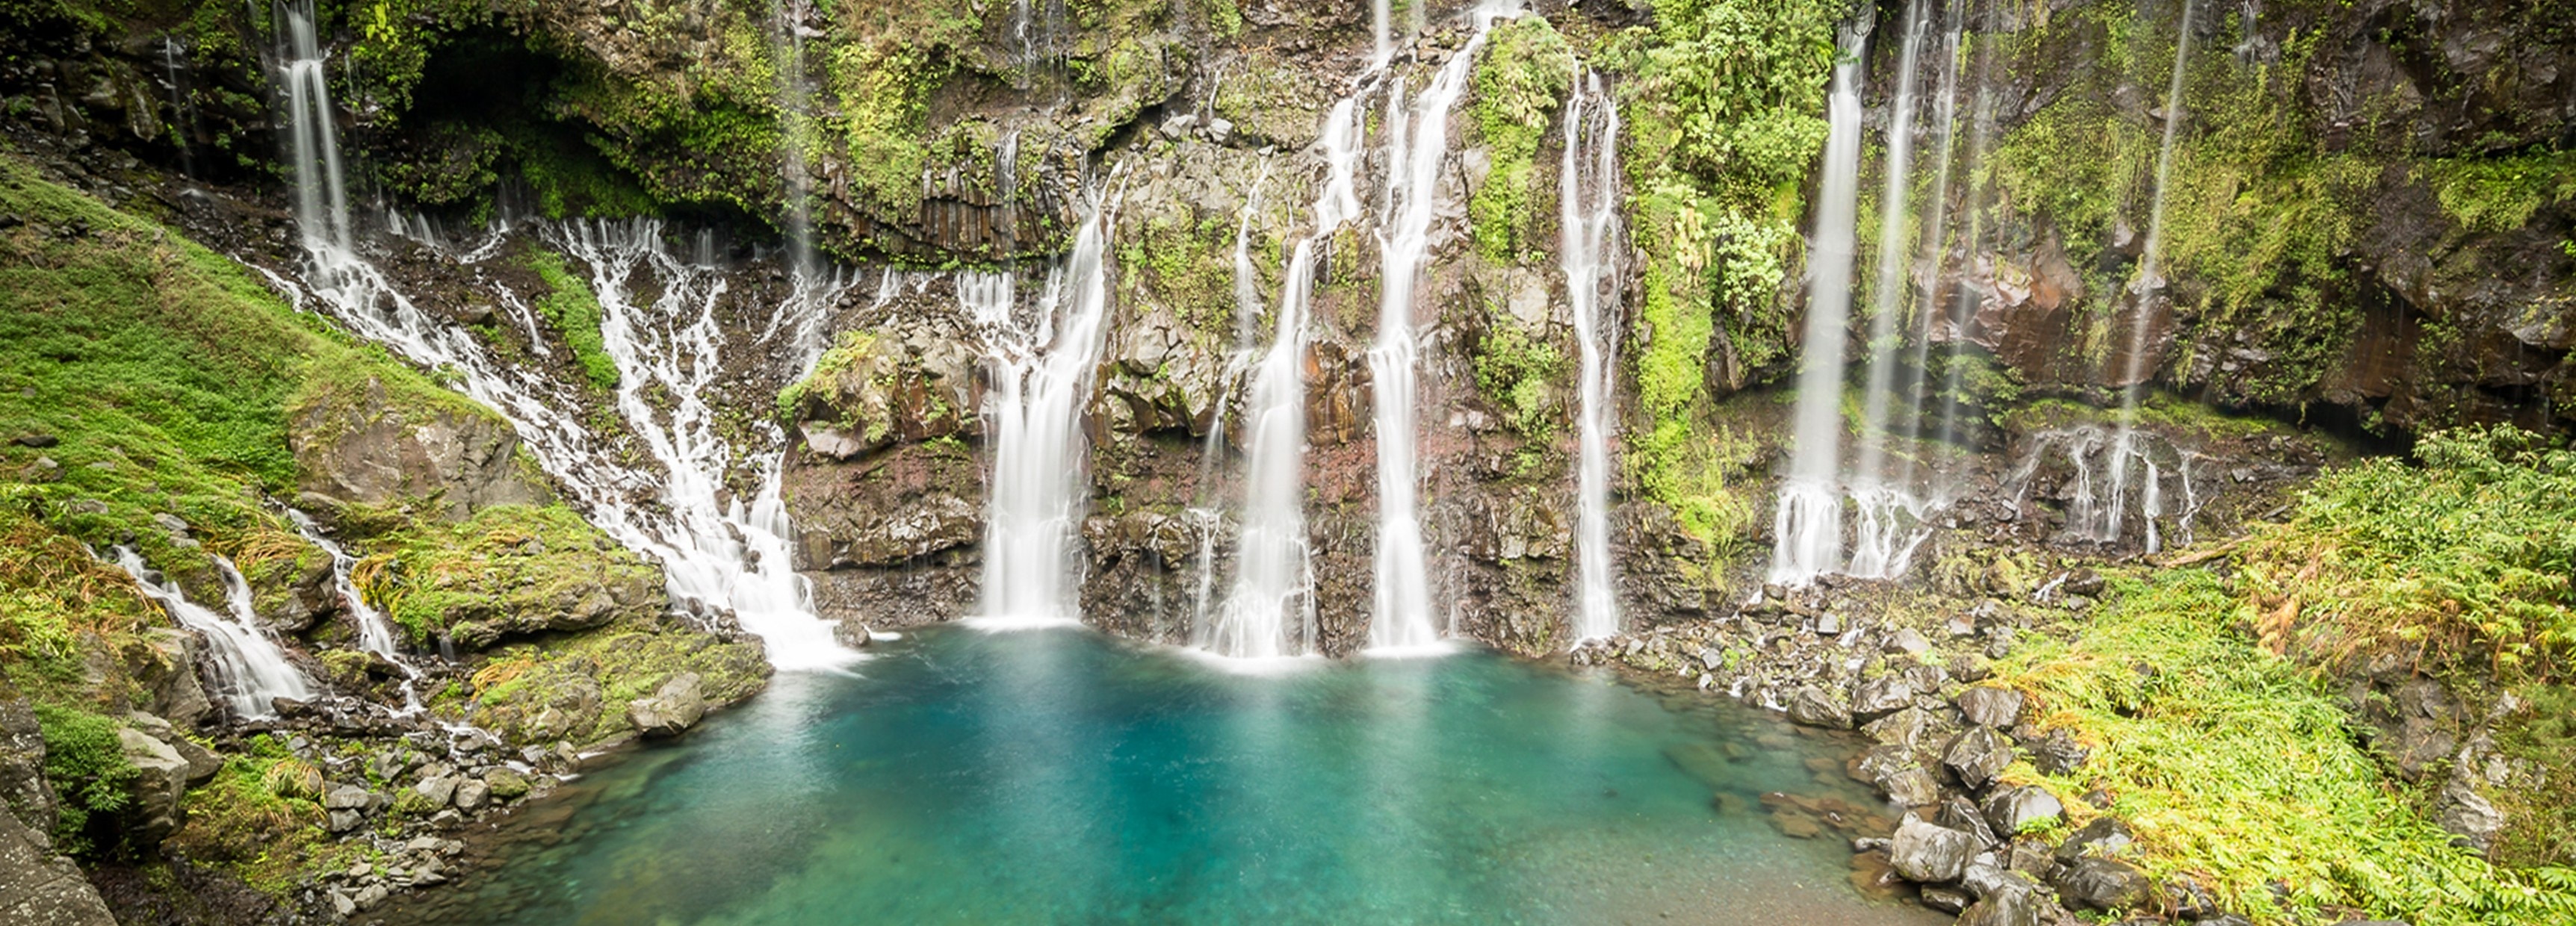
[34,703,137,857]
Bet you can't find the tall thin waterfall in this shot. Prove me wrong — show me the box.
[1372,0,1395,66]
[548,221,852,668]
[274,0,348,252]
[976,193,1118,625]
[1847,4,1931,580]
[114,547,315,718]
[1768,27,1868,587]
[1933,21,2002,497]
[1202,102,1364,659]
[1560,72,1623,642]
[264,4,852,667]
[772,0,821,282]
[2096,0,2199,543]
[1366,6,1512,650]
[1898,7,1966,494]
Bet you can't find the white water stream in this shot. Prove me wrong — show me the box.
[114,547,315,718]
[1201,102,1364,659]
[1366,5,1515,650]
[1846,3,1931,582]
[1768,26,1868,587]
[266,0,853,669]
[1560,72,1623,642]
[976,193,1118,627]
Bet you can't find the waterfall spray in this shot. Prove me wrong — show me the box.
[1898,5,1965,494]
[2099,0,2199,543]
[1768,26,1868,587]
[1561,72,1623,642]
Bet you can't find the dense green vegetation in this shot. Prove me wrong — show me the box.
[525,249,619,390]
[1600,0,1836,562]
[33,703,139,856]
[2002,427,2576,924]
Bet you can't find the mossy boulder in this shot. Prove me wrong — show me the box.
[289,370,554,523]
[367,505,664,649]
[779,318,982,460]
[459,624,768,749]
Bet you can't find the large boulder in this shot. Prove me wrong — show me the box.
[289,374,553,521]
[1945,725,2018,789]
[1981,785,2066,836]
[627,672,709,738]
[134,630,211,729]
[1889,816,1981,883]
[0,701,57,837]
[1957,686,2026,728]
[1786,686,1853,730]
[0,801,115,926]
[116,727,191,845]
[1852,675,1916,721]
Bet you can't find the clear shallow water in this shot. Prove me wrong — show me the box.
[396,627,1940,926]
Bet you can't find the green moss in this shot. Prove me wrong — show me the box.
[1595,0,1835,556]
[359,503,660,647]
[2422,147,2576,234]
[1472,317,1566,439]
[462,621,769,748]
[1470,16,1576,264]
[34,703,137,857]
[167,748,331,895]
[525,249,619,390]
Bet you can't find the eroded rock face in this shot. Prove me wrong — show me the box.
[0,701,58,839]
[0,800,116,926]
[289,376,553,521]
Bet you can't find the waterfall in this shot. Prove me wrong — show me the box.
[772,0,822,282]
[262,9,855,667]
[274,0,349,253]
[2099,0,2199,542]
[1898,7,1965,494]
[160,36,197,179]
[976,193,1118,626]
[1560,72,1623,642]
[547,220,852,668]
[286,511,400,659]
[1845,4,1930,582]
[1932,17,2002,499]
[1201,102,1365,659]
[114,547,315,718]
[1768,26,1868,587]
[1366,6,1514,651]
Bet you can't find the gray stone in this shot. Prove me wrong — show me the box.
[1920,883,1972,913]
[1981,785,2065,836]
[412,775,458,808]
[116,727,190,844]
[0,700,57,839]
[1785,686,1852,730]
[331,889,356,916]
[354,882,389,911]
[327,810,362,833]
[1889,816,1980,883]
[1939,795,2001,848]
[1852,675,1915,721]
[1959,870,2072,926]
[1874,763,1943,808]
[2436,775,2504,853]
[1885,628,1931,655]
[325,784,374,811]
[2055,856,2153,911]
[453,777,489,812]
[1944,725,2016,789]
[123,713,218,784]
[1204,117,1235,143]
[2055,816,2135,863]
[0,800,116,925]
[484,768,531,801]
[628,671,709,738]
[1956,686,2025,728]
[2030,727,2090,774]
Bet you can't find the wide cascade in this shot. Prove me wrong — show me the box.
[1560,71,1625,643]
[975,194,1118,626]
[262,0,850,667]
